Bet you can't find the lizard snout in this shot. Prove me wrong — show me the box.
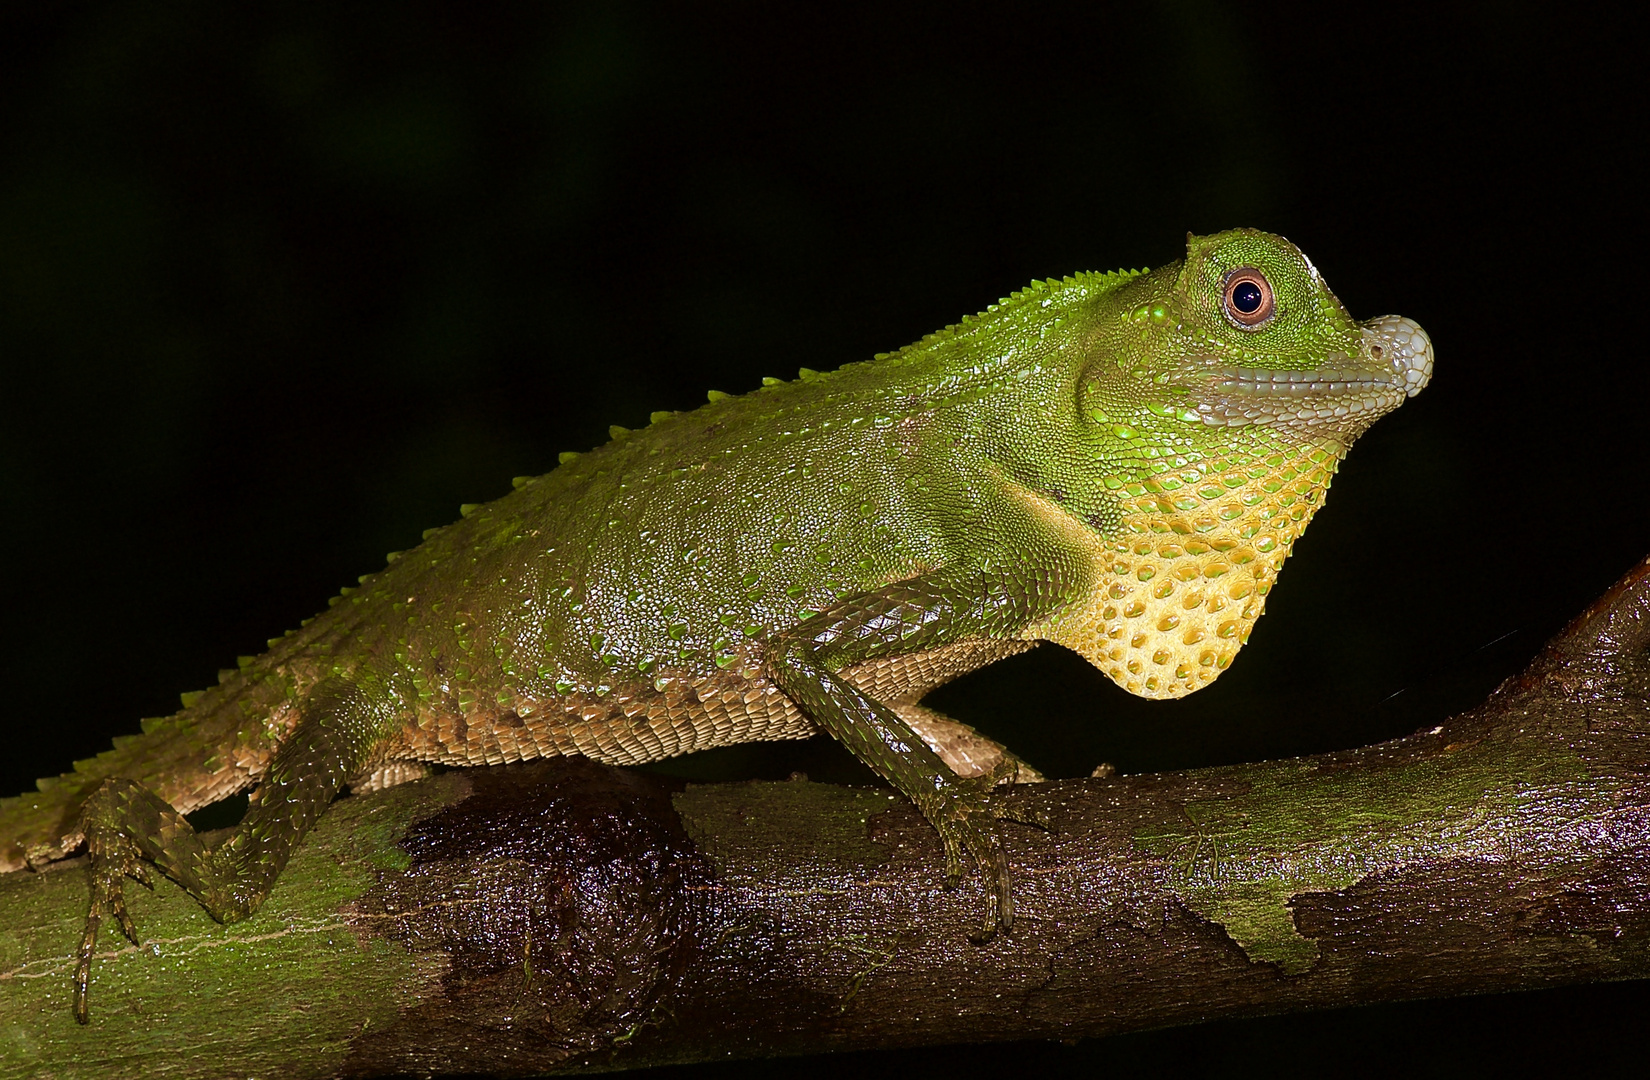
[1364,315,1433,397]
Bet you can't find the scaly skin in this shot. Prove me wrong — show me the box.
[0,229,1432,1021]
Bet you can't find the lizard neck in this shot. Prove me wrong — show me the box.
[1023,438,1348,698]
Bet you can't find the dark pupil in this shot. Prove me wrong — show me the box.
[1230,280,1263,315]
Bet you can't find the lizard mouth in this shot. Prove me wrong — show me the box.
[1191,316,1433,429]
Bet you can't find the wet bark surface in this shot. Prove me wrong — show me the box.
[4,557,1649,1079]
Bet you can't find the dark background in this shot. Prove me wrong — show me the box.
[1,2,1645,1074]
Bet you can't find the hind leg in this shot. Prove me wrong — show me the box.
[892,703,1045,783]
[72,678,387,1022]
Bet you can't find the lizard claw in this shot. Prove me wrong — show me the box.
[74,909,100,1025]
[126,858,157,892]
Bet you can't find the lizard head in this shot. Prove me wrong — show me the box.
[1168,228,1431,437]
[1078,228,1431,459]
[1043,229,1432,699]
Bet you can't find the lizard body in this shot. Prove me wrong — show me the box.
[0,230,1431,1021]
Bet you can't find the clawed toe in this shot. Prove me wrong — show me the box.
[74,831,152,1023]
[932,791,1015,936]
[994,798,1051,831]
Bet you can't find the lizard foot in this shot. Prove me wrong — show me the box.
[930,770,1046,941]
[74,812,156,1024]
[70,775,206,1024]
[982,756,1054,830]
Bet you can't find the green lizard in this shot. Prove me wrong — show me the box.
[0,229,1430,1022]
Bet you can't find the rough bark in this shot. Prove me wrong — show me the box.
[3,556,1649,1079]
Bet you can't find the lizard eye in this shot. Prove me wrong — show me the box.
[1222,267,1274,329]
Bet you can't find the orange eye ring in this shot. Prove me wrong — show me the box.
[1222,267,1275,329]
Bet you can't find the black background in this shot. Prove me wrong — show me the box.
[1,2,1645,1074]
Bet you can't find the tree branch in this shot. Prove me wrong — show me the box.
[4,556,1650,1079]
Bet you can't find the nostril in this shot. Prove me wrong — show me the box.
[1364,315,1433,397]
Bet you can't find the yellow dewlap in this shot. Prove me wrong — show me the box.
[1023,440,1346,699]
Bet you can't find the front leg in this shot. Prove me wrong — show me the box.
[769,573,1044,936]
[72,677,389,1022]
